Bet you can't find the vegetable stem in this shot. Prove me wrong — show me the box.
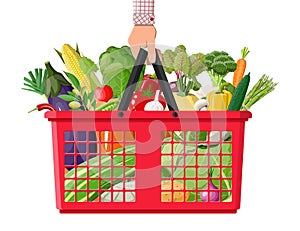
[241,47,250,59]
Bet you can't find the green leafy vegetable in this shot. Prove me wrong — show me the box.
[99,45,144,98]
[22,68,48,95]
[174,51,190,74]
[162,50,176,74]
[162,45,206,95]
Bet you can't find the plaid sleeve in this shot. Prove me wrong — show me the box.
[133,0,155,25]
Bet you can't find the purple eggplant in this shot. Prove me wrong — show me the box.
[47,85,73,111]
[45,62,73,110]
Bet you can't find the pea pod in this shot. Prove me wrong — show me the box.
[95,101,119,111]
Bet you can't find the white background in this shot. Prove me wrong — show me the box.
[0,0,299,230]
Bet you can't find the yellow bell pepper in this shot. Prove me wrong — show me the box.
[207,90,232,110]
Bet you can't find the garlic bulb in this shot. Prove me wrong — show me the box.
[144,90,164,111]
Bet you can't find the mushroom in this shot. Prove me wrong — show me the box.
[194,99,209,111]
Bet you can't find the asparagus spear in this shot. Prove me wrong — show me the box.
[242,75,278,110]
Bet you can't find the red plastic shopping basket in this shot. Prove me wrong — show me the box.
[42,49,252,213]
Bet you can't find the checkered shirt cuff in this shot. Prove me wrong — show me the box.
[133,0,155,25]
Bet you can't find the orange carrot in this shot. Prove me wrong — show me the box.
[233,47,250,87]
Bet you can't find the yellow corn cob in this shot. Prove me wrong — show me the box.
[62,44,91,91]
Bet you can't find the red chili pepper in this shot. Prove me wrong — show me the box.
[28,103,56,113]
[129,74,166,111]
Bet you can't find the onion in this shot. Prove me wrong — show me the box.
[200,181,220,202]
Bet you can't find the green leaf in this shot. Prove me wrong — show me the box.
[89,73,101,90]
[120,45,133,56]
[50,77,60,97]
[36,69,42,89]
[42,69,48,88]
[92,100,97,109]
[88,91,95,101]
[21,88,40,94]
[175,45,187,53]
[79,56,101,90]
[45,78,51,97]
[192,76,201,91]
[162,50,176,74]
[102,62,124,84]
[106,69,131,98]
[106,46,119,53]
[28,71,36,83]
[54,74,70,86]
[64,72,80,90]
[67,91,77,97]
[174,51,190,74]
[23,77,35,86]
[75,43,80,55]
[54,48,65,63]
[83,92,88,105]
[79,56,99,74]
[34,69,39,83]
[58,94,78,102]
[23,83,40,92]
[188,53,206,78]
[99,45,141,98]
[99,52,113,73]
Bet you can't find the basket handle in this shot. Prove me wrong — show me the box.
[118,48,179,111]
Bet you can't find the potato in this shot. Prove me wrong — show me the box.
[161,180,190,202]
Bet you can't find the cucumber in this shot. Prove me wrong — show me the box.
[228,73,250,111]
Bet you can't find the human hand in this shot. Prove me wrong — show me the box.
[128,25,157,64]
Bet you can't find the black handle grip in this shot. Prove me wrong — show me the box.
[118,48,178,111]
[153,51,179,111]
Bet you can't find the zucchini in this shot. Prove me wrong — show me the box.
[228,73,250,110]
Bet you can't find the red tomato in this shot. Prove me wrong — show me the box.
[94,86,113,102]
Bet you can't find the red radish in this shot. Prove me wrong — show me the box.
[200,168,220,202]
[200,181,220,202]
[94,86,113,102]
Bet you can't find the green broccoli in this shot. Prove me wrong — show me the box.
[204,51,237,87]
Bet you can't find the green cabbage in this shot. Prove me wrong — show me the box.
[99,46,145,98]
